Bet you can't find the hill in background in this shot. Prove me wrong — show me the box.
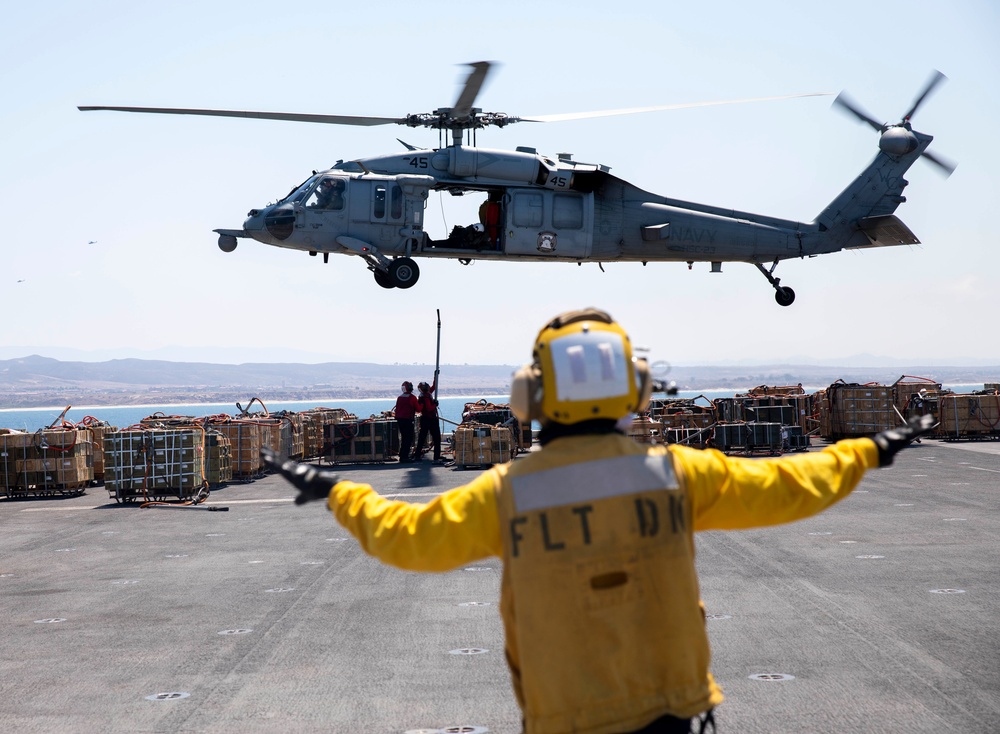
[1,355,998,409]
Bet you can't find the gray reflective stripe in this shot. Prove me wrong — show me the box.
[511,454,679,512]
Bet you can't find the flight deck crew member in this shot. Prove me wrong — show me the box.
[414,373,441,461]
[264,308,933,734]
[394,381,420,463]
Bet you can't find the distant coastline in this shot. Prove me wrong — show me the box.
[1,354,998,411]
[0,387,514,411]
[0,392,512,413]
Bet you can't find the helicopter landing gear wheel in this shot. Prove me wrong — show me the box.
[389,257,419,289]
[774,286,796,307]
[753,260,796,307]
[373,269,395,289]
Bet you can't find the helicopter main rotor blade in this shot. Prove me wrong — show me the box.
[520,92,833,123]
[903,69,946,122]
[452,61,493,120]
[77,105,402,127]
[831,92,885,132]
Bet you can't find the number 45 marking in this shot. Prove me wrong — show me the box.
[408,157,429,169]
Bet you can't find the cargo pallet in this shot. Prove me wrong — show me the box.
[1,429,95,499]
[712,422,785,455]
[935,393,1000,441]
[326,418,397,465]
[204,420,265,479]
[462,401,531,452]
[453,423,513,469]
[104,428,208,503]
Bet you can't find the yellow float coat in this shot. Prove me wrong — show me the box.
[328,433,878,733]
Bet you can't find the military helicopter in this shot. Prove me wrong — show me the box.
[79,63,953,305]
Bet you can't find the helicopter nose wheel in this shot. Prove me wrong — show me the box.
[389,257,420,289]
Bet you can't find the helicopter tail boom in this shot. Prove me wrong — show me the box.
[808,128,930,253]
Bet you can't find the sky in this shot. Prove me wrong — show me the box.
[1,0,997,372]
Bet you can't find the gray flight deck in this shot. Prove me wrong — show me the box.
[2,440,998,733]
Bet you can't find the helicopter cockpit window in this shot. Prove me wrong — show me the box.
[305,177,346,211]
[278,176,319,204]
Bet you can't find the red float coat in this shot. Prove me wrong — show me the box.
[395,392,420,419]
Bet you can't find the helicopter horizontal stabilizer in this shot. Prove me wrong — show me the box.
[846,215,920,249]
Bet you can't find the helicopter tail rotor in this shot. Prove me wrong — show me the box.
[903,69,947,122]
[833,69,955,177]
[832,91,885,133]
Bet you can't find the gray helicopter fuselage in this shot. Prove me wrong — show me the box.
[230,133,927,268]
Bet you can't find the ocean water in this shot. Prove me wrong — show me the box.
[0,390,739,433]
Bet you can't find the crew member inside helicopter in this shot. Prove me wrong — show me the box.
[478,190,503,250]
[308,178,346,210]
[434,191,503,251]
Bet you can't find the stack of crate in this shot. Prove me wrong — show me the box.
[727,390,816,433]
[824,383,895,439]
[745,422,783,453]
[713,423,746,453]
[787,394,816,432]
[104,428,206,501]
[937,393,1000,439]
[275,412,305,459]
[663,427,705,445]
[626,416,661,444]
[242,417,287,457]
[203,429,232,487]
[145,429,205,495]
[660,409,714,432]
[1,428,93,497]
[80,421,115,482]
[784,425,810,451]
[463,401,531,452]
[453,423,512,468]
[746,384,805,397]
[327,417,396,464]
[204,420,263,479]
[301,413,324,459]
[301,408,353,459]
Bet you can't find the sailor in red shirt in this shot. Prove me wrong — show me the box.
[394,381,420,463]
[414,372,441,461]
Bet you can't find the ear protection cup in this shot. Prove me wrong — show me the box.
[633,357,652,414]
[514,308,644,425]
[510,362,543,424]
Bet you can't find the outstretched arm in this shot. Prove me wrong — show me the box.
[262,449,502,571]
[680,417,933,531]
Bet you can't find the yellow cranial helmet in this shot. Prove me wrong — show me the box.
[510,308,651,425]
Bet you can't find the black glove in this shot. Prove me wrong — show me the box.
[872,414,936,467]
[261,448,339,505]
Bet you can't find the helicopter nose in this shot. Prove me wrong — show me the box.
[259,204,294,241]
